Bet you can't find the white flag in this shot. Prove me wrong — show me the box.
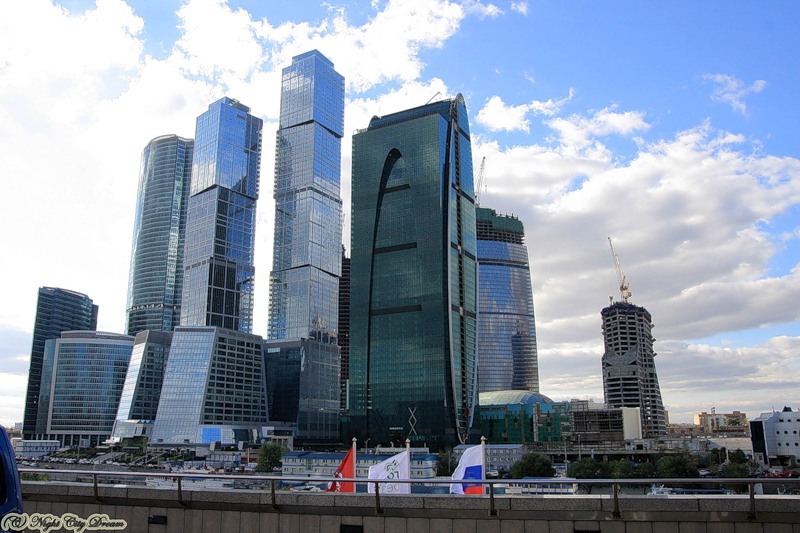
[367,450,411,494]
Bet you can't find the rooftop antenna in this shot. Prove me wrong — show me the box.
[608,237,632,303]
[425,91,442,105]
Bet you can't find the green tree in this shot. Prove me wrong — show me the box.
[437,450,455,476]
[567,458,606,479]
[728,449,748,465]
[255,441,283,473]
[635,462,656,478]
[656,454,699,478]
[720,462,750,478]
[608,460,635,479]
[510,453,555,478]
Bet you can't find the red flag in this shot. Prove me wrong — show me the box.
[326,447,355,493]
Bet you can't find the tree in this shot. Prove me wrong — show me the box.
[510,453,555,479]
[567,458,607,479]
[437,450,455,476]
[255,441,283,473]
[728,449,748,465]
[656,454,699,478]
[608,460,635,479]
[635,462,656,478]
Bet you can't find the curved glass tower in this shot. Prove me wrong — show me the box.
[180,97,262,332]
[125,135,193,335]
[476,207,539,392]
[349,95,478,448]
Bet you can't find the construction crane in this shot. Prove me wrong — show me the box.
[475,157,486,205]
[608,237,632,303]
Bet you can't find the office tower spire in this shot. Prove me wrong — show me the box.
[126,135,193,335]
[601,301,666,437]
[349,94,478,448]
[476,207,539,392]
[180,97,262,332]
[268,50,344,342]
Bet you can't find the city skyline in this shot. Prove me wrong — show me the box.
[1,1,798,426]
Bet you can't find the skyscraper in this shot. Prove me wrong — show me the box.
[36,331,133,447]
[152,97,267,449]
[23,287,98,439]
[268,50,344,342]
[264,50,344,444]
[125,135,193,336]
[338,246,351,410]
[601,302,667,437]
[180,97,262,333]
[348,94,478,448]
[476,207,539,392]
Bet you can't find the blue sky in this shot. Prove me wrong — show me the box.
[0,0,798,426]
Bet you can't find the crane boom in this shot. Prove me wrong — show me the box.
[475,157,486,205]
[608,237,631,303]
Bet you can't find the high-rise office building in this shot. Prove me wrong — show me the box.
[152,97,266,448]
[476,207,539,392]
[180,97,262,333]
[23,287,98,439]
[150,327,268,447]
[338,246,351,410]
[125,135,193,336]
[264,51,344,444]
[268,50,343,342]
[348,94,478,448]
[36,331,133,447]
[601,302,666,437]
[110,330,172,443]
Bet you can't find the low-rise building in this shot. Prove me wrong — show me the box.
[750,407,800,466]
[281,449,437,479]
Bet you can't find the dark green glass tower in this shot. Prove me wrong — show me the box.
[348,95,478,449]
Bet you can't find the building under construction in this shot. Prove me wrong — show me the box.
[601,240,666,438]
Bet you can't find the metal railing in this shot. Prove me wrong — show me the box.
[19,468,800,520]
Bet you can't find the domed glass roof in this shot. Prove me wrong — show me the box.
[479,390,553,406]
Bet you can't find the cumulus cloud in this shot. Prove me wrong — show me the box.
[511,2,529,15]
[460,0,503,18]
[701,73,767,116]
[476,89,574,132]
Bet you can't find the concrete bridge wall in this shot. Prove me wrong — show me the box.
[16,482,800,533]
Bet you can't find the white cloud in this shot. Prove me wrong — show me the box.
[701,73,767,116]
[511,2,529,16]
[476,89,574,132]
[460,0,503,18]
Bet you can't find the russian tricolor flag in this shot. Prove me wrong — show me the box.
[450,444,484,495]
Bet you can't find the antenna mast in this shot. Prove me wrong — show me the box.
[608,237,631,303]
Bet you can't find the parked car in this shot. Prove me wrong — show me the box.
[0,425,23,521]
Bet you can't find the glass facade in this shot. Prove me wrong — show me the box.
[23,287,98,439]
[126,135,193,335]
[348,95,478,448]
[180,97,262,333]
[150,327,268,446]
[263,339,340,442]
[36,331,133,447]
[476,207,539,392]
[110,330,171,442]
[601,302,666,437]
[268,50,344,342]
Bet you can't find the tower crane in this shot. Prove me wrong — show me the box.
[608,237,631,303]
[475,157,486,206]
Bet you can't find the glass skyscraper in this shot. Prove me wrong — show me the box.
[476,207,539,392]
[180,97,262,333]
[268,50,344,342]
[264,50,344,444]
[126,135,193,336]
[601,302,667,437]
[348,95,478,448]
[36,331,133,447]
[23,287,98,439]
